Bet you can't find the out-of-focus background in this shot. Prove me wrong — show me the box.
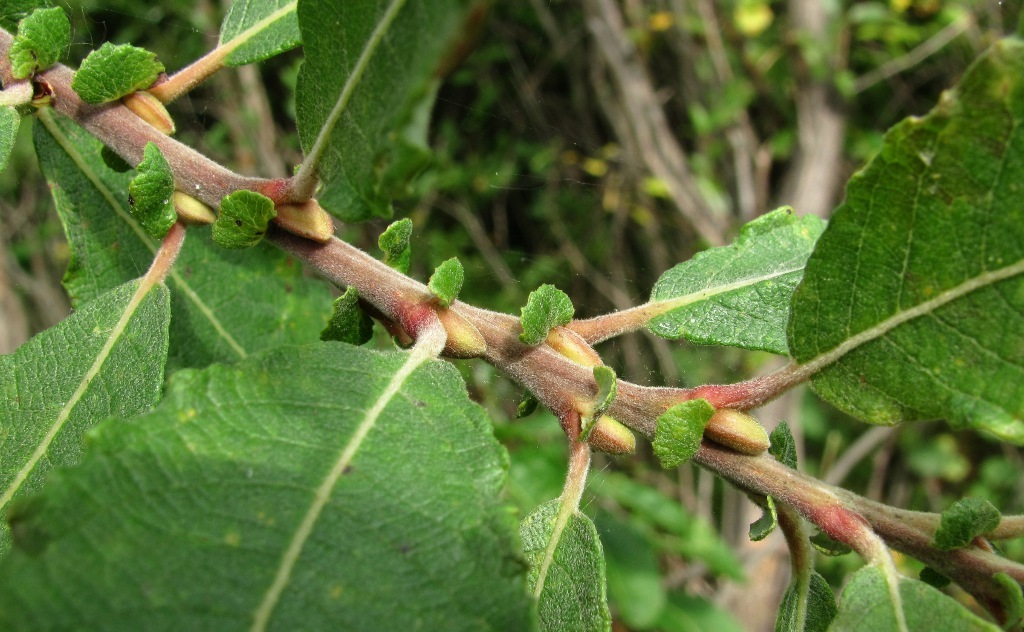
[2,1,1022,629]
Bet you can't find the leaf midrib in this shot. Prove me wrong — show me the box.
[220,1,298,52]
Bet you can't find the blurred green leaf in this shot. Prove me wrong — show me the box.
[219,0,299,66]
[649,208,824,355]
[0,344,533,630]
[521,499,611,632]
[520,284,573,345]
[934,497,1001,550]
[0,0,48,32]
[72,42,164,104]
[653,399,714,468]
[595,510,666,630]
[658,592,745,632]
[774,572,837,632]
[127,142,176,239]
[830,565,999,631]
[9,6,68,79]
[0,279,169,556]
[788,38,1024,444]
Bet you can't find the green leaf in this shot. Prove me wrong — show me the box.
[521,499,611,632]
[517,393,539,419]
[100,144,131,172]
[769,421,798,469]
[212,189,277,249]
[830,565,999,631]
[428,256,464,307]
[127,142,176,239]
[749,495,777,541]
[581,366,617,439]
[520,284,574,345]
[71,42,165,104]
[653,399,715,468]
[774,572,837,632]
[0,344,533,630]
[658,593,745,632]
[0,106,19,173]
[0,0,48,32]
[0,278,170,556]
[993,572,1024,629]
[378,217,412,274]
[319,287,373,345]
[934,497,1001,550]
[33,111,332,368]
[788,39,1024,444]
[595,510,667,629]
[219,0,299,66]
[809,530,852,557]
[295,0,472,221]
[9,7,69,79]
[648,208,824,355]
[919,567,951,589]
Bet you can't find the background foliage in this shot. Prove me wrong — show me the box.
[0,1,1022,630]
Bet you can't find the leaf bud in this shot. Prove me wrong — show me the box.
[172,191,216,225]
[435,308,487,358]
[586,415,636,455]
[122,90,175,135]
[705,408,770,456]
[545,327,601,367]
[274,200,334,243]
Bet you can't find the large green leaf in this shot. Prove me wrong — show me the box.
[33,111,331,368]
[830,566,998,631]
[648,208,824,355]
[788,38,1024,443]
[219,0,299,66]
[0,343,533,630]
[0,279,170,556]
[521,499,611,632]
[295,0,471,221]
[0,106,19,173]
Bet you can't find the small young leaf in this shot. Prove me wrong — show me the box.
[72,42,165,104]
[520,499,612,632]
[212,190,277,249]
[127,142,176,239]
[581,366,617,440]
[520,284,574,345]
[653,399,715,469]
[934,497,1001,550]
[378,217,412,274]
[320,287,374,345]
[596,510,666,628]
[809,531,852,557]
[769,421,798,469]
[0,107,19,173]
[830,565,1000,631]
[428,257,463,307]
[9,7,69,79]
[774,571,837,632]
[919,567,951,589]
[516,393,539,419]
[748,495,777,541]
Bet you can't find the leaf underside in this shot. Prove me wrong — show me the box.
[0,343,532,631]
[788,38,1024,444]
[0,279,170,556]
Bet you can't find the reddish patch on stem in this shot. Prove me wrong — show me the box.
[814,505,871,548]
